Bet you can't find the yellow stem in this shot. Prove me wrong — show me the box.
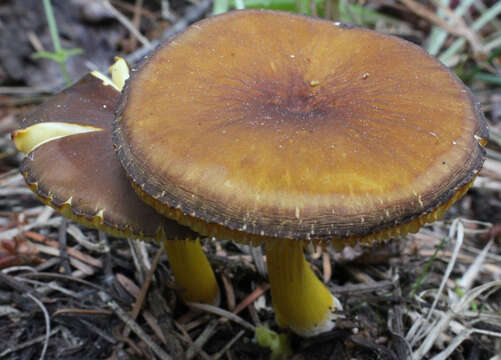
[163,238,220,305]
[266,239,342,337]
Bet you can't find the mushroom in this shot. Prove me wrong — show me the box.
[113,10,488,336]
[12,59,220,305]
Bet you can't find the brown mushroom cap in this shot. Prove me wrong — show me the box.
[17,74,195,241]
[114,10,487,245]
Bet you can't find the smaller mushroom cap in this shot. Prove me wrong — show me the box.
[13,70,195,241]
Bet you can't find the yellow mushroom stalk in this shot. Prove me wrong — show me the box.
[163,237,220,305]
[266,239,341,336]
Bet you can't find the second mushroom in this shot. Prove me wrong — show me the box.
[13,59,220,306]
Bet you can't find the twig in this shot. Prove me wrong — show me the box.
[35,206,54,224]
[110,0,158,19]
[322,251,332,283]
[439,1,501,63]
[0,271,38,295]
[400,0,485,55]
[27,31,45,52]
[26,292,51,360]
[142,310,168,344]
[20,272,105,291]
[116,273,141,298]
[160,0,177,22]
[185,319,218,360]
[232,283,270,315]
[100,291,172,360]
[426,220,464,324]
[221,272,236,311]
[388,269,412,359]
[409,220,465,347]
[66,225,109,253]
[128,0,144,50]
[330,280,394,296]
[128,239,148,283]
[17,277,80,298]
[0,188,36,196]
[246,299,262,326]
[58,218,71,275]
[432,0,486,55]
[0,327,61,357]
[79,318,118,344]
[100,231,115,287]
[212,329,245,360]
[249,245,267,277]
[457,239,494,290]
[0,216,62,240]
[182,313,212,332]
[101,0,152,49]
[350,336,399,360]
[0,86,55,96]
[173,322,211,360]
[125,0,211,65]
[414,281,501,359]
[35,243,95,275]
[26,231,103,268]
[123,245,163,337]
[187,302,255,331]
[53,308,112,317]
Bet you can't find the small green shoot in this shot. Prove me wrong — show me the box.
[33,0,83,86]
[454,282,478,311]
[411,237,447,297]
[255,325,292,360]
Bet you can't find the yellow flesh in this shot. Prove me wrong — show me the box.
[163,239,220,305]
[90,57,130,92]
[12,57,130,155]
[266,238,341,336]
[110,57,130,91]
[90,70,121,92]
[13,122,103,154]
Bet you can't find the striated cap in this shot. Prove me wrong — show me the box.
[13,66,195,241]
[114,10,488,247]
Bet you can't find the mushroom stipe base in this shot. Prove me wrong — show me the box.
[267,238,343,337]
[163,238,220,305]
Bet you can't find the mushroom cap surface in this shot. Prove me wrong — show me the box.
[17,74,195,241]
[114,10,487,245]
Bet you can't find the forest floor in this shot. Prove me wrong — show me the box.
[1,0,501,359]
